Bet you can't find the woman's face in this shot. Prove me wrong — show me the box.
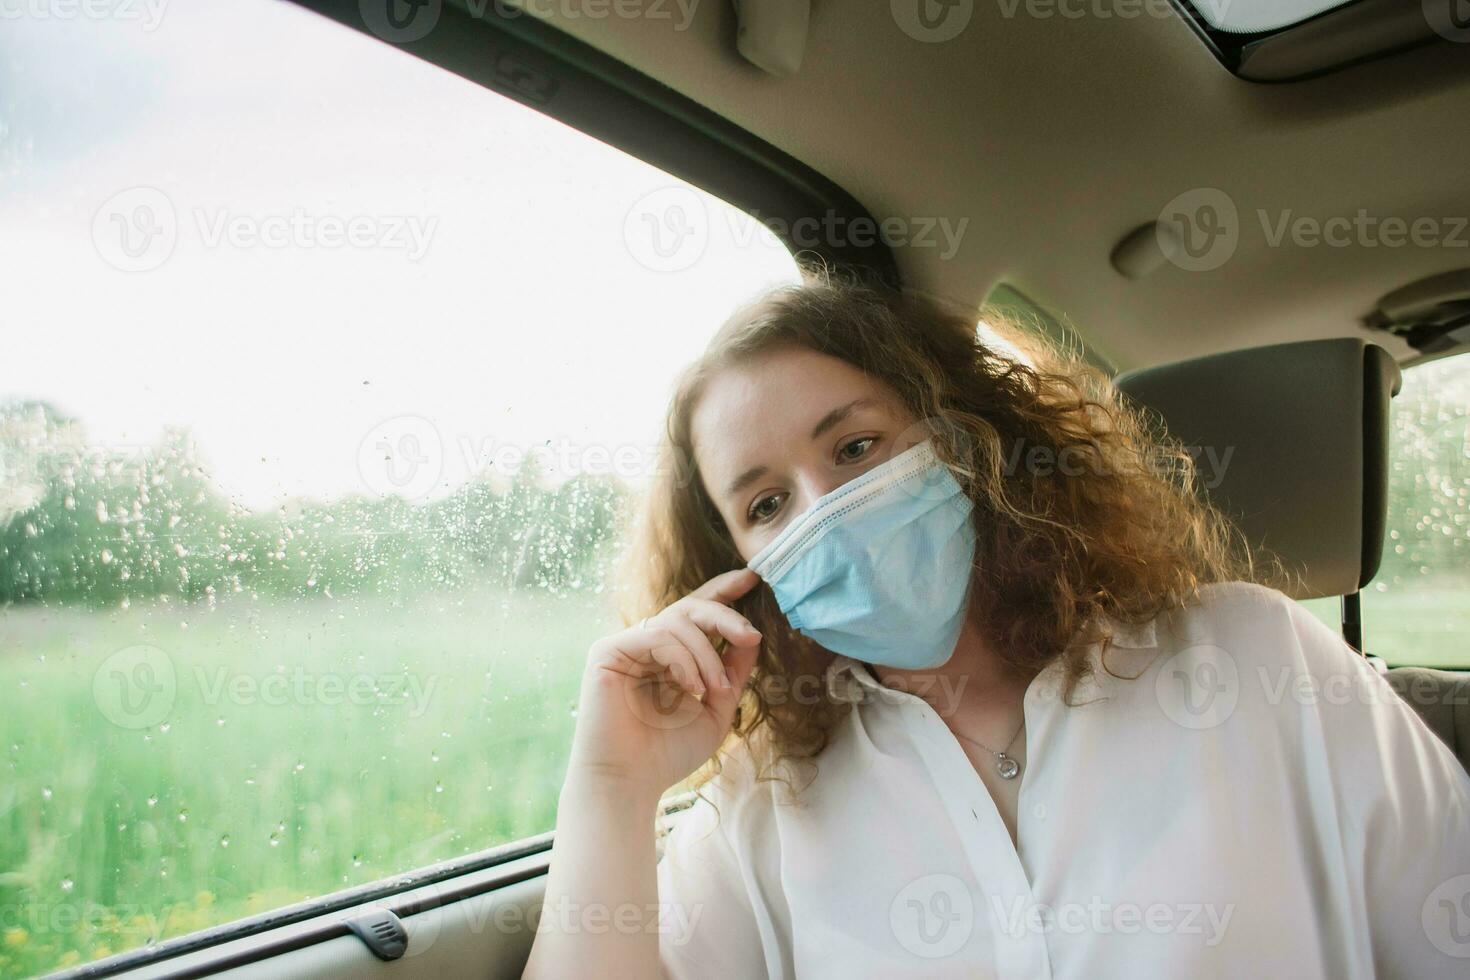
[691,347,922,562]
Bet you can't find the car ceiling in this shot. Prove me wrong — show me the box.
[491,0,1470,372]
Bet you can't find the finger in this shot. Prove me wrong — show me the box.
[679,597,762,649]
[703,639,760,718]
[689,567,762,605]
[641,628,708,697]
[661,613,733,691]
[726,641,760,693]
[598,626,703,693]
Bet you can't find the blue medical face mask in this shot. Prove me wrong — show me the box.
[746,440,975,671]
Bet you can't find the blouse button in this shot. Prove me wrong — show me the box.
[1032,803,1047,820]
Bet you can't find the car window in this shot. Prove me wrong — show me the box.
[0,3,798,975]
[1294,354,1469,665]
[1361,353,1470,668]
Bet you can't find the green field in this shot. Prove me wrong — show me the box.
[1298,583,1470,669]
[0,588,610,978]
[1,583,1465,978]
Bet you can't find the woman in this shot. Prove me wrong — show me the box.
[522,274,1470,979]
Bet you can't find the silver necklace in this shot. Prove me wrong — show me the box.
[951,718,1026,780]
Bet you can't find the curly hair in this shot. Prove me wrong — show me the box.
[619,269,1272,791]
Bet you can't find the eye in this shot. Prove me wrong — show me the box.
[837,436,877,463]
[747,492,786,524]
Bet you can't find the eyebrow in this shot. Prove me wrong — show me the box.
[721,397,879,500]
[810,397,876,441]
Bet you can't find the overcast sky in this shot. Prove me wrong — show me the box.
[0,0,799,510]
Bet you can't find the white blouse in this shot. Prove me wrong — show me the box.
[655,583,1470,979]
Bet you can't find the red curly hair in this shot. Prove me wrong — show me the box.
[620,269,1271,787]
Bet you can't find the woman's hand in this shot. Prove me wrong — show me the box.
[526,569,761,980]
[565,567,764,803]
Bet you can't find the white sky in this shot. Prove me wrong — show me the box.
[0,0,799,510]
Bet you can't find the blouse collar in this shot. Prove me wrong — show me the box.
[823,614,1160,705]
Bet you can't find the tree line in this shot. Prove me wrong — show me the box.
[0,402,626,606]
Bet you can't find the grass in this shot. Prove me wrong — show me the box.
[1,582,1465,978]
[0,587,612,978]
[1298,582,1470,669]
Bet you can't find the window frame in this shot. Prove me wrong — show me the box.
[46,835,553,980]
[34,2,894,977]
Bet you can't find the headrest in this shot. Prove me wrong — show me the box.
[1116,338,1402,600]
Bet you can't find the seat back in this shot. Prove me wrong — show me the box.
[1116,337,1401,600]
[1116,340,1470,771]
[1386,666,1470,772]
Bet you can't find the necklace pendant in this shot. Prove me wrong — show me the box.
[996,753,1020,780]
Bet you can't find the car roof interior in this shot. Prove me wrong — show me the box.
[327,0,1470,374]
